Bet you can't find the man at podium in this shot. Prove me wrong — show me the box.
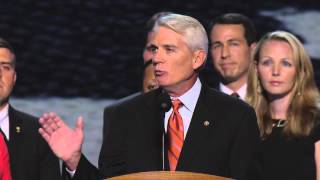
[39,13,260,180]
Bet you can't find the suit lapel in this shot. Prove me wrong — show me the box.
[8,107,26,179]
[139,89,167,170]
[176,86,215,170]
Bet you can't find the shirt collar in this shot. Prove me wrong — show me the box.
[0,104,9,124]
[172,78,202,112]
[0,104,9,140]
[219,83,247,100]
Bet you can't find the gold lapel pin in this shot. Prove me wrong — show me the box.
[203,121,210,127]
[16,126,21,133]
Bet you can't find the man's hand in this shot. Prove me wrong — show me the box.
[39,112,84,171]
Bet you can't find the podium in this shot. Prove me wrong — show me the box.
[106,171,234,180]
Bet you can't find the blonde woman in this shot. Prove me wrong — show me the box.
[246,31,320,180]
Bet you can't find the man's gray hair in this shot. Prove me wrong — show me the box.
[153,13,208,54]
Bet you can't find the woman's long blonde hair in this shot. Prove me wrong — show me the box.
[246,31,320,139]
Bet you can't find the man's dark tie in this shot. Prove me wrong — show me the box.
[0,128,8,144]
[230,92,240,98]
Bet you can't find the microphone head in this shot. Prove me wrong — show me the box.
[160,102,169,111]
[158,89,171,112]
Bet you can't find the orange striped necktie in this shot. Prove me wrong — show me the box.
[167,99,184,171]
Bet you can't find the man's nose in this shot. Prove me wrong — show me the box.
[152,49,163,65]
[221,45,230,59]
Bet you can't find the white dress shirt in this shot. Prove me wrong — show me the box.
[164,78,202,139]
[219,83,247,101]
[0,104,10,140]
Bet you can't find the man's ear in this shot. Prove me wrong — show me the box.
[250,42,257,57]
[192,50,207,70]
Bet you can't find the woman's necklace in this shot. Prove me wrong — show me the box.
[272,119,287,128]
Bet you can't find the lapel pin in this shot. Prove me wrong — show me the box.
[203,121,210,127]
[16,126,21,133]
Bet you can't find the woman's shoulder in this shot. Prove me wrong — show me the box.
[311,114,320,142]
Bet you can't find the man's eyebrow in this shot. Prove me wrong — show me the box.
[149,44,158,49]
[0,61,13,64]
[227,38,242,42]
[145,43,152,48]
[211,41,222,45]
[163,44,177,48]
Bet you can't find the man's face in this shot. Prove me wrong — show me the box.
[143,31,155,63]
[142,63,158,93]
[0,48,16,108]
[150,27,204,95]
[210,24,252,84]
[142,32,159,93]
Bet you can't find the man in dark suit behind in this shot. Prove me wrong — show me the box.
[0,38,62,180]
[210,13,257,100]
[39,13,260,180]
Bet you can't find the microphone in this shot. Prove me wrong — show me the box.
[157,88,171,170]
[158,89,171,112]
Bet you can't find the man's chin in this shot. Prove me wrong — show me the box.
[0,96,9,106]
[221,75,238,84]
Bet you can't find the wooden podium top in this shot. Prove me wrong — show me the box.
[106,171,234,180]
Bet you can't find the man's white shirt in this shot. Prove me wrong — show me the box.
[219,83,247,100]
[0,104,10,140]
[164,78,201,139]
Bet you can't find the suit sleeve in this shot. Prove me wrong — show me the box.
[69,107,117,180]
[65,105,129,180]
[38,132,64,180]
[229,106,261,180]
[98,106,128,178]
[71,154,100,180]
